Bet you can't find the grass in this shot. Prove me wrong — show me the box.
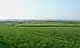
[17,24,80,27]
[0,26,80,48]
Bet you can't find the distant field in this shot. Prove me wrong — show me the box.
[17,24,80,27]
[0,26,80,48]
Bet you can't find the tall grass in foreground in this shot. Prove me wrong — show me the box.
[0,27,80,48]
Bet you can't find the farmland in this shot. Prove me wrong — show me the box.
[0,20,80,48]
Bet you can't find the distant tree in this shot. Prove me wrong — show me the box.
[19,21,26,24]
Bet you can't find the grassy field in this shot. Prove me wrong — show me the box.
[17,24,80,27]
[0,26,80,48]
[0,21,80,48]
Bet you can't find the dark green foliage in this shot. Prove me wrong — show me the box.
[0,36,10,48]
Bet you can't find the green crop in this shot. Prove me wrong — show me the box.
[17,24,80,27]
[0,26,80,48]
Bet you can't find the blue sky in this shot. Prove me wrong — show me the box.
[0,0,80,20]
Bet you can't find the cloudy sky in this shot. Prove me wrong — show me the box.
[0,0,80,20]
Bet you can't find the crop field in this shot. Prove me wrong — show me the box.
[0,24,80,48]
[0,21,80,48]
[17,24,80,27]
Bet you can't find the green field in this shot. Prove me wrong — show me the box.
[0,21,80,48]
[0,26,80,48]
[17,24,80,27]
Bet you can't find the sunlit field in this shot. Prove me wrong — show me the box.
[0,21,80,48]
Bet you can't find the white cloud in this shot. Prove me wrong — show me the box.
[0,0,79,20]
[0,0,26,19]
[0,0,56,19]
[0,0,43,19]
